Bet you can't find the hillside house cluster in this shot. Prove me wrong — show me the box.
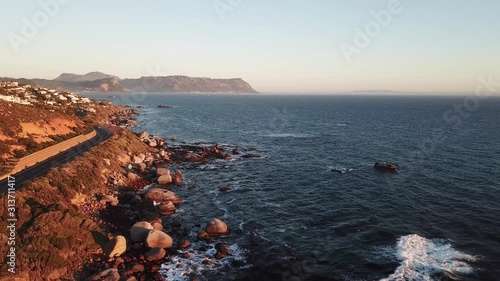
[0,81,94,109]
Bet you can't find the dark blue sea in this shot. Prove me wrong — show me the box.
[85,93,500,281]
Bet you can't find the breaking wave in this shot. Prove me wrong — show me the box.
[381,234,476,281]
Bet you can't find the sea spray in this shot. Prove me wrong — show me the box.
[382,234,476,281]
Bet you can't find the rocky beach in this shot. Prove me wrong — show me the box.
[76,129,250,281]
[0,100,269,281]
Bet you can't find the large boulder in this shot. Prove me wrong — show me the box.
[130,221,154,242]
[144,188,183,204]
[145,247,166,262]
[157,175,172,185]
[158,201,176,216]
[117,153,130,164]
[127,172,138,181]
[138,131,149,139]
[205,218,228,236]
[103,235,127,257]
[145,230,173,249]
[131,153,146,164]
[156,168,170,176]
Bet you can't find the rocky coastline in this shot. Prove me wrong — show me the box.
[76,129,247,281]
[0,101,333,281]
[0,102,256,280]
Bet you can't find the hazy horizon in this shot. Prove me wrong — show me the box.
[1,0,499,94]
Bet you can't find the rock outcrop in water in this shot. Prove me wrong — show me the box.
[205,218,229,236]
[374,161,398,172]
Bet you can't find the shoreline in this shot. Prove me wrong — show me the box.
[77,127,249,281]
[1,99,332,281]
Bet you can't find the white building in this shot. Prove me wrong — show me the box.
[0,95,31,105]
[0,95,18,102]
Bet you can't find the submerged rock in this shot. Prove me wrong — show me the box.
[374,162,398,172]
[215,242,232,259]
[178,239,191,249]
[241,153,261,158]
[197,231,209,241]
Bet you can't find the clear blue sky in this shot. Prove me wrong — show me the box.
[1,0,499,93]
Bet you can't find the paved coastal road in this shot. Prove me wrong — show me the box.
[0,126,112,194]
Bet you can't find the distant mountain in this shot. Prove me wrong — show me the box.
[34,77,127,93]
[121,76,258,93]
[54,72,118,83]
[1,73,258,93]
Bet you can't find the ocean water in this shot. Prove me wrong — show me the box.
[86,93,500,280]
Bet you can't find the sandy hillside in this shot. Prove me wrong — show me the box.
[0,100,89,160]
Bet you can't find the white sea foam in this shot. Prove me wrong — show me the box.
[381,234,476,281]
[159,243,247,281]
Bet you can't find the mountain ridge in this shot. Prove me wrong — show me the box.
[54,71,118,83]
[1,72,258,94]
